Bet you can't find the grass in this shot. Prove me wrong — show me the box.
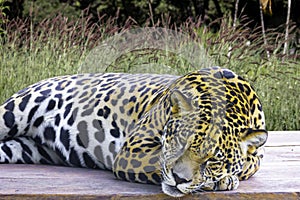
[0,13,299,131]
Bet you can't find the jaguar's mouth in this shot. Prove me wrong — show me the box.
[172,171,190,184]
[161,170,193,197]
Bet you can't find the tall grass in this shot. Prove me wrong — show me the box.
[0,13,135,100]
[0,13,299,130]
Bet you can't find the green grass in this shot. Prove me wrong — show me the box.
[0,14,299,131]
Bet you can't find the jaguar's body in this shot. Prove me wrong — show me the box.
[0,67,267,197]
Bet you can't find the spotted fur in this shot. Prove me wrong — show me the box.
[0,67,267,197]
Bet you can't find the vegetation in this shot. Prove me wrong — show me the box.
[0,1,299,131]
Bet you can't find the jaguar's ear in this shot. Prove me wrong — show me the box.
[170,90,193,117]
[241,129,268,154]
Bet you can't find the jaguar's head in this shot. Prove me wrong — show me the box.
[160,78,267,197]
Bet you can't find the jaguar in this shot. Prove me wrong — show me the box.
[0,67,267,197]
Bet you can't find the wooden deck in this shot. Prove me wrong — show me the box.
[0,131,299,200]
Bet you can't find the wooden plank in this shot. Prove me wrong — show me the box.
[0,131,299,199]
[265,131,300,146]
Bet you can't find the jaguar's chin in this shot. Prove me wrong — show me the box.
[161,182,186,197]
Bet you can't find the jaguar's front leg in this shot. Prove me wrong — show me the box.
[238,147,264,180]
[113,128,162,185]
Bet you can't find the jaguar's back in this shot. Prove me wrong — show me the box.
[0,73,177,169]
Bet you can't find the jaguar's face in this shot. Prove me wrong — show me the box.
[160,90,267,197]
[161,113,229,197]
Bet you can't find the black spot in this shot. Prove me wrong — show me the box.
[186,76,197,81]
[127,107,134,116]
[104,89,115,102]
[143,166,156,173]
[138,103,148,119]
[54,93,62,98]
[118,157,128,170]
[37,145,54,163]
[152,173,161,183]
[110,129,120,138]
[141,88,151,97]
[225,163,231,173]
[97,106,111,119]
[16,87,29,95]
[110,121,120,138]
[78,91,88,99]
[40,89,51,96]
[76,135,87,148]
[149,157,159,164]
[244,84,252,96]
[76,78,89,86]
[76,125,89,148]
[83,152,97,168]
[130,159,142,168]
[132,147,142,153]
[4,100,15,111]
[67,87,76,93]
[44,126,56,142]
[3,111,15,128]
[69,147,81,166]
[14,138,32,156]
[145,149,152,153]
[117,171,126,180]
[63,103,73,118]
[237,75,246,81]
[151,89,158,95]
[213,71,223,79]
[137,85,146,92]
[27,105,39,123]
[46,99,56,111]
[16,159,23,164]
[22,152,33,164]
[57,98,63,109]
[34,135,42,144]
[33,82,48,91]
[55,80,67,90]
[35,95,48,103]
[7,124,18,137]
[1,144,12,159]
[127,170,136,182]
[55,114,61,126]
[19,94,31,111]
[95,93,102,99]
[223,70,235,79]
[238,83,244,93]
[251,105,256,115]
[54,147,66,163]
[94,120,105,143]
[67,107,78,126]
[81,107,94,117]
[33,116,44,127]
[60,127,70,150]
[66,95,73,101]
[140,142,159,148]
[138,173,148,182]
[129,96,137,103]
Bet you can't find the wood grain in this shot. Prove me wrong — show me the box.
[0,131,299,200]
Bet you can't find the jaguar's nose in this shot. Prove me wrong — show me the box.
[172,171,189,185]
